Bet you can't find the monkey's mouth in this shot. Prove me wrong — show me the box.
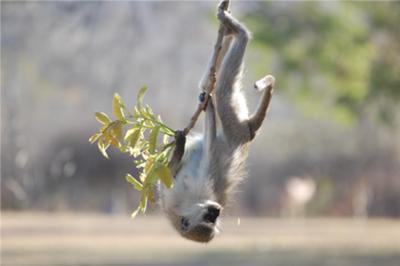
[203,212,218,224]
[203,205,221,224]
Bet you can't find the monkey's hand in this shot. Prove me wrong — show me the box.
[168,130,186,176]
[174,130,186,150]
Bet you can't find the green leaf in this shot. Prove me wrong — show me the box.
[137,86,148,109]
[128,129,141,149]
[156,164,173,188]
[159,126,175,136]
[93,87,178,217]
[109,135,120,148]
[89,133,101,144]
[143,157,155,179]
[144,105,154,118]
[148,188,156,204]
[112,93,125,120]
[124,127,138,141]
[95,112,111,125]
[131,207,141,218]
[149,126,160,154]
[146,171,159,185]
[125,174,143,191]
[133,106,141,118]
[110,121,123,140]
[163,134,170,145]
[97,137,109,159]
[140,191,148,213]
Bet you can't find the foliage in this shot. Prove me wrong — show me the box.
[245,1,400,126]
[89,87,176,217]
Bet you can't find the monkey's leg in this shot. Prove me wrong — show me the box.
[203,97,217,159]
[248,75,275,140]
[215,10,252,145]
[199,98,217,176]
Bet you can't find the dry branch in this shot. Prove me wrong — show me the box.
[182,0,230,136]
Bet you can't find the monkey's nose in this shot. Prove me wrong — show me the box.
[204,206,220,223]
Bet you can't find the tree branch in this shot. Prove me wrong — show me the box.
[182,0,230,136]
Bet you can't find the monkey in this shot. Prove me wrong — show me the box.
[160,1,275,243]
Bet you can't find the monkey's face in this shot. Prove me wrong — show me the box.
[168,200,222,243]
[161,178,222,242]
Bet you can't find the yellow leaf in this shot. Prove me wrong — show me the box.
[128,129,141,149]
[112,93,125,120]
[125,174,143,191]
[124,128,138,141]
[148,188,156,204]
[112,121,123,140]
[156,164,173,188]
[140,191,148,213]
[145,105,154,117]
[163,134,170,145]
[133,106,141,118]
[139,172,146,183]
[144,157,155,176]
[146,171,159,185]
[97,137,109,159]
[157,115,163,123]
[137,86,148,108]
[89,133,101,143]
[109,136,120,148]
[131,207,141,218]
[108,122,122,148]
[95,112,111,125]
[149,126,160,154]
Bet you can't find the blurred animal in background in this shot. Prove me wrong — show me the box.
[160,1,275,243]
[281,176,316,217]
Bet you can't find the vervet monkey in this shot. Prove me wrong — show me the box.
[161,1,275,243]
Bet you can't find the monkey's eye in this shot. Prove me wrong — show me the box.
[180,217,190,231]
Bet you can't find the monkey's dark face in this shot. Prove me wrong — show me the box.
[161,169,223,242]
[168,201,222,243]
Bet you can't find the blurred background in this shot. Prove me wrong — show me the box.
[1,1,400,266]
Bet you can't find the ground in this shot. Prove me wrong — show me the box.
[1,212,400,266]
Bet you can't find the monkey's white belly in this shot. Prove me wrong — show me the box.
[176,136,204,180]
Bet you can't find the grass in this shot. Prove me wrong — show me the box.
[1,212,400,266]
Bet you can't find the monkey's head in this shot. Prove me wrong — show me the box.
[161,176,222,243]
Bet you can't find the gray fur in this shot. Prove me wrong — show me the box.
[161,2,274,243]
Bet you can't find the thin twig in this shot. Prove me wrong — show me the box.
[182,0,230,136]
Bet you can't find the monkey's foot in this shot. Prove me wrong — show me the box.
[254,75,275,91]
[218,0,230,13]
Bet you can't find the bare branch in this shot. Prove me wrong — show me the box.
[182,0,230,136]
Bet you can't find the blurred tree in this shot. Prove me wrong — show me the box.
[245,1,400,126]
[242,1,400,217]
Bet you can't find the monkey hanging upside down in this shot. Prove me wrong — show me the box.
[160,1,275,243]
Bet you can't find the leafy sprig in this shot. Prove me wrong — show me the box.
[89,87,176,217]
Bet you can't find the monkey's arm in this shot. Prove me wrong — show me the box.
[168,131,186,177]
[203,97,217,160]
